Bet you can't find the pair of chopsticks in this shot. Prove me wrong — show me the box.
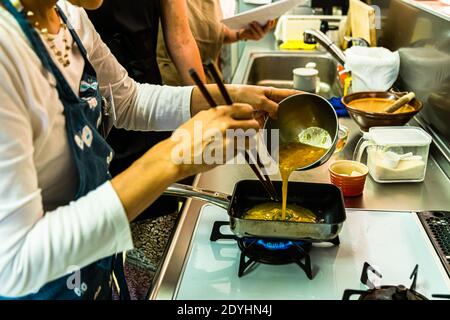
[189,60,279,201]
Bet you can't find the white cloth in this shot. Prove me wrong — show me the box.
[0,2,193,297]
[345,46,400,92]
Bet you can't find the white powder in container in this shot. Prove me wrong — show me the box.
[369,150,426,181]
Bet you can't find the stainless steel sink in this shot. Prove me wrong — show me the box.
[242,52,343,99]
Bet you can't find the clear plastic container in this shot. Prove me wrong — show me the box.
[353,127,432,183]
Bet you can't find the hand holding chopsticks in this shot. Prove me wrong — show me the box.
[188,60,279,201]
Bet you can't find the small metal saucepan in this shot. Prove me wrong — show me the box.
[264,93,339,171]
[164,180,346,241]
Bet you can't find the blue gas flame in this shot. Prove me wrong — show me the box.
[256,239,306,250]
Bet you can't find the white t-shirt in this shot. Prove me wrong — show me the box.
[0,2,193,297]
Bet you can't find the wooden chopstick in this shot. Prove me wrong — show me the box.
[189,69,217,108]
[189,68,279,200]
[205,59,234,105]
[200,63,280,202]
[243,151,280,202]
[204,62,279,201]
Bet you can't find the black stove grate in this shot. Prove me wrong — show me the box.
[210,221,339,280]
[342,263,428,300]
[237,237,313,279]
[417,211,450,277]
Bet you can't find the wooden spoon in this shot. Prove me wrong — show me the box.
[383,92,416,113]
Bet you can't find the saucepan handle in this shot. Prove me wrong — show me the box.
[164,183,231,210]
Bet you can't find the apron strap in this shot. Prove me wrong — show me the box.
[56,6,89,59]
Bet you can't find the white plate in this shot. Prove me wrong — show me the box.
[222,0,307,30]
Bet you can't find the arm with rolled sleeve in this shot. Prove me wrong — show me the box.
[0,6,195,298]
[0,59,133,297]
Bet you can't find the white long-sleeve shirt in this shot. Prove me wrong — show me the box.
[0,2,193,297]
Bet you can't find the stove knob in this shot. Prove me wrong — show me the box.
[397,285,407,292]
[391,285,409,300]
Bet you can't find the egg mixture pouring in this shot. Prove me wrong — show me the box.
[243,127,331,223]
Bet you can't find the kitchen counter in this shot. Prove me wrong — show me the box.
[149,34,450,300]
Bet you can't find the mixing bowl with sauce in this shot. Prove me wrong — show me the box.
[342,92,423,132]
[348,98,415,114]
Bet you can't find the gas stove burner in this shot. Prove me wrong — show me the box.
[237,237,313,278]
[210,221,340,280]
[344,285,428,301]
[250,239,307,251]
[343,262,428,300]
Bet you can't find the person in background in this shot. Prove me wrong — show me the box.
[0,0,297,300]
[87,0,205,202]
[87,0,207,299]
[157,0,276,86]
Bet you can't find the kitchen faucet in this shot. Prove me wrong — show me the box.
[303,29,347,66]
[344,36,370,47]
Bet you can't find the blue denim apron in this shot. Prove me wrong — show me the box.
[1,1,127,300]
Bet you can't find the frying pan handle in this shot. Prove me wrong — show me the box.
[164,183,231,210]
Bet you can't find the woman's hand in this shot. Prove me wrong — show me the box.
[191,85,299,125]
[228,85,299,119]
[238,20,276,41]
[169,103,259,178]
[227,85,300,126]
[112,103,259,221]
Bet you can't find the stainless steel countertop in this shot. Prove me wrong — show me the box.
[149,36,450,300]
[179,118,450,211]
